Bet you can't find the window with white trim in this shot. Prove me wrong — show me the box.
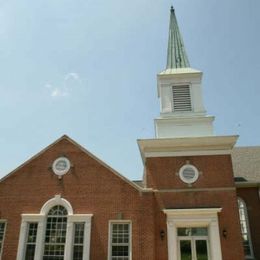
[109,222,131,260]
[73,223,85,260]
[16,195,93,260]
[0,221,6,258]
[172,85,192,112]
[24,223,38,260]
[43,205,68,260]
[238,198,254,259]
[179,164,199,184]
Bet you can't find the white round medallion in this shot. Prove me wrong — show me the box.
[179,164,199,184]
[52,157,71,176]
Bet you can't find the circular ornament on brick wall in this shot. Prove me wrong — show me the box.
[179,164,199,184]
[52,157,71,176]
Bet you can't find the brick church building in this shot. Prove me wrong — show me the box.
[0,7,259,260]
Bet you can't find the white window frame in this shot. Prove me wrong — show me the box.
[16,195,93,260]
[237,198,254,259]
[72,222,85,259]
[108,220,132,260]
[163,208,222,260]
[24,222,38,259]
[179,164,199,184]
[0,220,7,260]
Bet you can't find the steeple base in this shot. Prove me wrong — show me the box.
[155,115,214,138]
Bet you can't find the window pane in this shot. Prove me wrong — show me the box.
[180,240,192,260]
[112,246,129,256]
[25,244,36,260]
[178,228,191,236]
[177,227,208,237]
[111,223,130,258]
[238,198,253,257]
[196,240,208,260]
[73,245,83,260]
[191,228,208,236]
[0,222,6,255]
[0,222,6,253]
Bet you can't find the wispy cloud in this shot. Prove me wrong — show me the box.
[45,72,82,98]
[64,72,81,82]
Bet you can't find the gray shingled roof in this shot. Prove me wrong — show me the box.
[232,146,260,183]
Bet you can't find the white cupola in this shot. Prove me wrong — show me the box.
[155,7,214,138]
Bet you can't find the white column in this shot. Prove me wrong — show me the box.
[166,220,178,260]
[16,220,27,260]
[209,219,222,260]
[84,218,92,260]
[34,216,45,260]
[64,217,74,260]
[66,214,93,260]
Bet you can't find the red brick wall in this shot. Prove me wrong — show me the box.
[0,138,250,260]
[0,138,156,260]
[145,155,245,260]
[237,187,260,260]
[145,155,235,189]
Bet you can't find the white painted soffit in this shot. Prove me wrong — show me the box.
[137,135,239,163]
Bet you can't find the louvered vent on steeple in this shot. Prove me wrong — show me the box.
[172,85,192,112]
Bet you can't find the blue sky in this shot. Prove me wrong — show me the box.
[0,0,260,180]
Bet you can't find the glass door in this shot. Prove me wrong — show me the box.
[178,227,209,260]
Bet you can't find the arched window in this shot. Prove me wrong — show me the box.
[237,198,254,259]
[17,195,93,260]
[43,205,68,260]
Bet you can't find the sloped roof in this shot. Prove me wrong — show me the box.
[232,146,260,183]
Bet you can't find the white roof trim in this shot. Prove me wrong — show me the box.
[163,208,222,216]
[138,135,238,163]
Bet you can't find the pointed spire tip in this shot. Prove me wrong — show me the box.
[166,5,190,69]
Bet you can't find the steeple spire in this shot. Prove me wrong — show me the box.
[166,6,190,69]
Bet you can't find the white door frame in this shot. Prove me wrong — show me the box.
[163,208,222,260]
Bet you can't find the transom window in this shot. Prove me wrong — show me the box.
[238,198,254,258]
[172,85,192,112]
[43,205,68,260]
[110,222,131,260]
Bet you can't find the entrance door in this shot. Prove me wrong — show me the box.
[178,227,209,260]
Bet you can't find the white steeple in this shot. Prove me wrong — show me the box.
[154,7,214,138]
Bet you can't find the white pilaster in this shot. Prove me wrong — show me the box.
[209,219,222,260]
